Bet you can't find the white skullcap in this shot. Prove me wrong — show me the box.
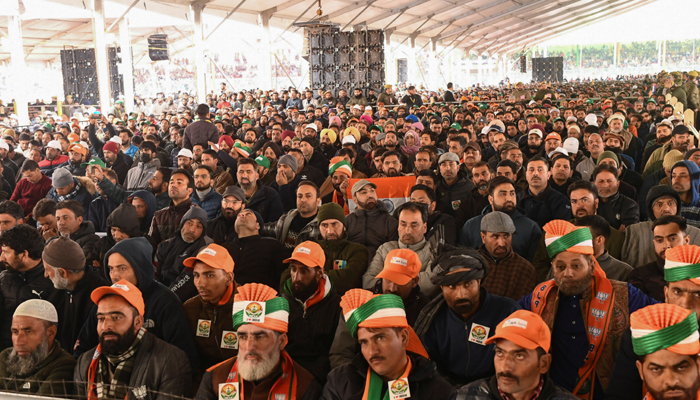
[584,114,598,127]
[14,299,58,323]
[109,136,122,144]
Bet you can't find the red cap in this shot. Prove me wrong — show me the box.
[103,141,119,154]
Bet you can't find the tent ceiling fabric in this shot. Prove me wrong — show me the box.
[0,0,658,62]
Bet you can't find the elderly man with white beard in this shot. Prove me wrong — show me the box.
[196,283,322,400]
[0,300,75,396]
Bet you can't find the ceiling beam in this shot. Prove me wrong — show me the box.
[24,21,91,57]
[261,0,309,18]
[318,0,375,21]
[415,0,511,36]
[388,0,477,32]
[499,0,656,53]
[354,0,430,27]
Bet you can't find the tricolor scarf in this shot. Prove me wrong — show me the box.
[87,326,146,400]
[283,274,332,311]
[225,350,298,400]
[362,357,412,400]
[332,191,350,215]
[532,228,615,400]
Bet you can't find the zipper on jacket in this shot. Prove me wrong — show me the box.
[464,323,471,378]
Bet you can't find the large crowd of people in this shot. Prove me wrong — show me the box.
[0,71,699,400]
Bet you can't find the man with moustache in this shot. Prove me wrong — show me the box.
[414,248,520,385]
[237,158,283,223]
[371,151,404,178]
[149,168,195,244]
[281,241,341,383]
[346,180,399,261]
[323,288,454,400]
[456,161,493,227]
[460,176,542,261]
[629,304,700,400]
[196,283,322,400]
[520,157,571,228]
[0,225,57,349]
[266,181,321,251]
[607,244,700,400]
[645,124,692,177]
[477,212,537,301]
[593,163,639,231]
[518,220,655,400]
[521,125,544,160]
[207,186,246,244]
[457,310,577,400]
[75,280,192,398]
[0,300,76,396]
[436,152,474,217]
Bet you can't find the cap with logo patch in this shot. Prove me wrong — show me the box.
[90,279,145,316]
[183,243,234,273]
[284,241,326,269]
[485,309,551,352]
[376,248,421,286]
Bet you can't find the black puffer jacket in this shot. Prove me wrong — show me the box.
[0,262,59,349]
[73,237,200,374]
[70,221,100,267]
[346,202,399,261]
[435,169,475,218]
[322,352,455,400]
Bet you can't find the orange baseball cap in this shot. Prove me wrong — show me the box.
[545,133,561,142]
[91,279,145,316]
[284,241,326,269]
[183,243,234,273]
[376,249,421,286]
[69,143,88,157]
[67,133,80,143]
[485,310,551,352]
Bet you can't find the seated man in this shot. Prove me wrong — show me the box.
[631,304,700,400]
[628,215,691,301]
[0,300,75,396]
[73,237,199,374]
[518,220,656,399]
[156,206,211,298]
[414,248,520,385]
[458,310,577,400]
[56,199,99,267]
[346,179,398,261]
[279,203,368,295]
[281,241,342,383]
[196,283,322,400]
[477,211,537,301]
[75,280,192,398]
[574,215,632,281]
[224,209,287,289]
[183,244,237,376]
[207,186,245,245]
[323,289,455,400]
[329,248,429,369]
[606,244,700,400]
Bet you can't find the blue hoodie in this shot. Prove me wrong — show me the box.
[128,190,157,234]
[73,237,199,372]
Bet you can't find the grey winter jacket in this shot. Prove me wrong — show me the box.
[346,203,399,261]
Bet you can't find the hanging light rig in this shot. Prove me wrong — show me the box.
[317,0,323,16]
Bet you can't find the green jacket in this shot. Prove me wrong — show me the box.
[672,85,688,109]
[0,340,76,397]
[280,235,368,295]
[685,81,699,111]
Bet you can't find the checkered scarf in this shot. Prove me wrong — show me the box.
[88,326,145,400]
[54,178,82,202]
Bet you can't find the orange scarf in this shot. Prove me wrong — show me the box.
[332,191,350,215]
[361,356,412,400]
[225,350,298,400]
[531,264,615,400]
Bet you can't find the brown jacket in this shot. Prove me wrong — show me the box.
[212,168,235,194]
[479,246,537,301]
[149,198,195,245]
[183,285,238,377]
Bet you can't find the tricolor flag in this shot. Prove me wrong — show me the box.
[345,176,415,213]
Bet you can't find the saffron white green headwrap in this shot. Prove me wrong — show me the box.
[232,283,290,333]
[340,289,429,359]
[329,156,352,177]
[543,220,594,259]
[631,303,700,356]
[663,244,700,285]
